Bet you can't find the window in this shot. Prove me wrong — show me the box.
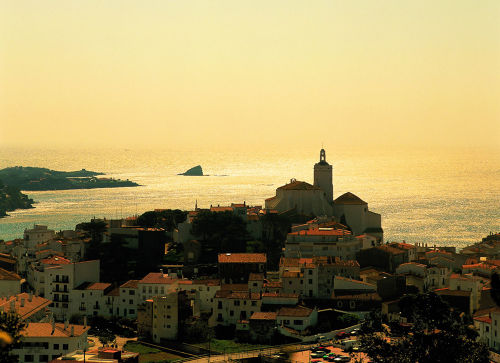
[129,290,135,295]
[218,301,223,309]
[143,287,146,293]
[289,281,292,285]
[160,287,164,294]
[234,300,240,306]
[129,299,133,304]
[130,309,135,314]
[39,355,49,362]
[253,282,257,287]
[167,324,171,328]
[293,320,303,325]
[149,287,152,293]
[308,279,312,284]
[230,310,234,316]
[54,344,59,350]
[167,305,171,309]
[63,344,68,350]
[251,301,256,306]
[24,355,34,362]
[154,287,158,293]
[284,319,290,324]
[308,270,312,275]
[167,315,171,319]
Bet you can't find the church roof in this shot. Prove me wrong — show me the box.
[278,180,321,191]
[334,192,367,205]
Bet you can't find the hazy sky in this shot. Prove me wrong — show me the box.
[1,1,499,149]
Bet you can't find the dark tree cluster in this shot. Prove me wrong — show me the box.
[359,292,489,363]
[136,209,188,232]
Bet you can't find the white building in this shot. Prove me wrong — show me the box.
[29,259,100,320]
[12,321,89,363]
[284,228,360,260]
[0,267,23,296]
[474,308,500,350]
[277,306,318,333]
[23,225,55,249]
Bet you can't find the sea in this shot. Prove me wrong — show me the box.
[0,146,499,250]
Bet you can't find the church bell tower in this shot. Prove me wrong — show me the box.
[314,149,333,203]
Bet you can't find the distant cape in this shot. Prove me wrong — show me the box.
[178,165,203,176]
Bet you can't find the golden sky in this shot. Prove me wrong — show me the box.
[1,0,499,149]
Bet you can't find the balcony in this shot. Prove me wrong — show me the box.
[79,306,86,311]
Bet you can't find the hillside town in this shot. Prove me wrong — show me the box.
[0,150,499,363]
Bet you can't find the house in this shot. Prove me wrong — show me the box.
[0,267,23,296]
[284,228,359,260]
[474,307,500,350]
[276,306,318,332]
[218,253,266,284]
[210,287,262,327]
[249,311,277,343]
[356,245,408,272]
[12,321,90,363]
[0,292,51,322]
[331,292,382,312]
[280,256,360,299]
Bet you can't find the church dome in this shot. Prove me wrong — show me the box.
[334,192,367,205]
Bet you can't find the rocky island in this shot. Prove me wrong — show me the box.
[0,166,139,191]
[178,165,203,176]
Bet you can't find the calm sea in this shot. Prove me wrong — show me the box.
[0,146,499,249]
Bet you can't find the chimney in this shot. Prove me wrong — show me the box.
[20,298,25,307]
[160,269,163,276]
[70,326,74,336]
[28,293,33,302]
[84,316,87,329]
[51,319,55,335]
[64,320,69,330]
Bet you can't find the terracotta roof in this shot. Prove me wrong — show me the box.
[278,306,313,317]
[215,290,261,300]
[288,228,351,237]
[0,293,51,320]
[282,271,303,278]
[474,316,492,324]
[22,322,89,338]
[220,284,248,291]
[0,267,21,281]
[250,312,277,320]
[210,206,234,213]
[277,180,320,191]
[192,279,221,286]
[105,288,120,297]
[262,292,298,299]
[120,280,139,289]
[463,263,498,270]
[86,282,112,291]
[334,192,367,205]
[218,253,266,264]
[40,256,71,265]
[263,281,282,288]
[139,273,176,285]
[397,262,427,269]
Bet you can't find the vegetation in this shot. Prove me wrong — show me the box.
[359,292,489,363]
[194,339,269,353]
[0,312,26,363]
[0,166,138,191]
[307,311,359,335]
[124,342,180,363]
[191,210,249,260]
[0,180,34,217]
[260,213,291,269]
[137,209,188,232]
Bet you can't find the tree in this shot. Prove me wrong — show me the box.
[97,330,116,346]
[359,292,489,363]
[191,211,249,260]
[79,220,107,260]
[137,209,188,231]
[0,312,26,363]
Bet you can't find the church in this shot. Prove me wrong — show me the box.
[265,149,383,241]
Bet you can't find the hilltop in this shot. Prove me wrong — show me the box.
[0,166,139,191]
[0,181,34,217]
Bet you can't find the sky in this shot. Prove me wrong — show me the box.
[1,0,499,150]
